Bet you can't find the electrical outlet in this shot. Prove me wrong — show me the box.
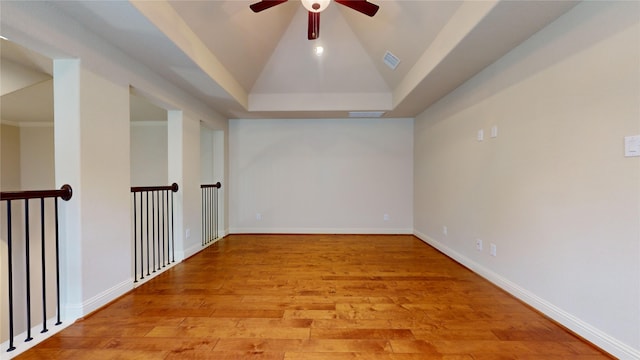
[256,213,262,221]
[185,229,191,239]
[490,243,497,257]
[476,239,483,251]
[383,214,390,221]
[491,125,498,138]
[477,129,484,141]
[443,226,448,236]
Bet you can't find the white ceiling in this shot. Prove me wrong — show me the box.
[1,0,579,121]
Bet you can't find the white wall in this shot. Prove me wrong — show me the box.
[130,122,168,187]
[20,125,55,190]
[200,125,214,184]
[82,69,131,306]
[413,2,639,358]
[0,124,21,190]
[230,118,413,234]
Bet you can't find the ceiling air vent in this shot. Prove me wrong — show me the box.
[349,111,385,118]
[383,51,400,70]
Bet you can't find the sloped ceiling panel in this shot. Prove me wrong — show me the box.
[250,4,391,112]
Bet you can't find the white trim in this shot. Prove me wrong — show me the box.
[64,278,132,319]
[413,230,640,360]
[178,242,199,261]
[229,227,414,235]
[180,235,225,260]
[130,120,167,127]
[0,120,20,127]
[0,120,54,128]
[132,262,179,288]
[18,122,54,128]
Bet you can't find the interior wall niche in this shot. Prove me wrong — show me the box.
[129,91,168,187]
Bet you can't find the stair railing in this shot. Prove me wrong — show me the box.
[130,183,178,283]
[201,182,221,246]
[1,184,73,353]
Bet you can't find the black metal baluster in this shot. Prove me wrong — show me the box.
[25,199,33,342]
[211,186,214,241]
[212,186,215,243]
[205,188,208,245]
[40,198,48,333]
[54,197,62,326]
[145,192,150,277]
[7,200,16,351]
[205,187,209,244]
[215,185,219,240]
[210,187,214,242]
[152,191,156,272]
[156,191,160,271]
[133,193,138,283]
[139,193,144,280]
[210,187,213,242]
[200,188,206,246]
[165,190,169,266]
[171,191,175,263]
[161,190,166,267]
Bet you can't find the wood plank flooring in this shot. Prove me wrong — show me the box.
[16,234,611,359]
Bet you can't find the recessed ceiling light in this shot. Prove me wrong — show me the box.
[314,46,324,56]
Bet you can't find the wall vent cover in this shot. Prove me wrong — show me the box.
[383,51,400,70]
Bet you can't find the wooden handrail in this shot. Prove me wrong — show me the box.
[200,182,222,189]
[131,183,179,193]
[0,184,73,201]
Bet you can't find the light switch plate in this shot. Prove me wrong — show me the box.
[625,135,640,157]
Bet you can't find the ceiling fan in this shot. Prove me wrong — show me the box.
[249,0,379,40]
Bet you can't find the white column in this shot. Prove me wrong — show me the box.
[167,110,185,260]
[212,130,226,236]
[53,59,83,320]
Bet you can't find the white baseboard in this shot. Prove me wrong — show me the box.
[64,278,132,319]
[413,230,640,360]
[180,233,227,259]
[2,279,131,359]
[0,317,71,360]
[181,241,203,260]
[229,227,414,235]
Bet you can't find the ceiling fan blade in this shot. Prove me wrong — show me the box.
[308,11,320,40]
[249,0,287,13]
[335,0,379,17]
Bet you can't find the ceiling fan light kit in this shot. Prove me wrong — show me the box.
[250,0,379,40]
[301,0,330,12]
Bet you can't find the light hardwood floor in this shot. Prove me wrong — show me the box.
[16,234,611,359]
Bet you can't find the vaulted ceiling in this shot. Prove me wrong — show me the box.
[1,0,578,121]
